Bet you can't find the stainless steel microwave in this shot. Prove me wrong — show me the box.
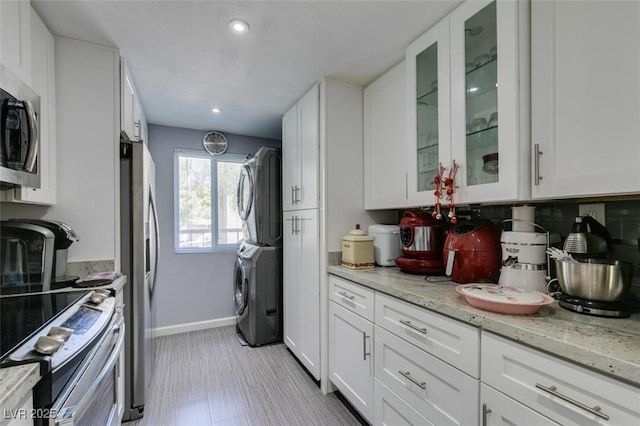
[0,63,40,189]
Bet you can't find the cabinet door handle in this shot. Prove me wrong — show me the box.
[398,370,426,389]
[362,332,371,360]
[399,319,427,334]
[534,144,543,186]
[294,185,301,203]
[535,383,610,420]
[338,291,355,301]
[294,216,300,235]
[482,403,492,426]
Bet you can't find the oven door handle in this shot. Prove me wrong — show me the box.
[56,320,125,424]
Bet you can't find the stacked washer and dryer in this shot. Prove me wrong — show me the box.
[233,147,283,346]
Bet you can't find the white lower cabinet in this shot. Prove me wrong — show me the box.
[374,325,479,426]
[374,378,433,426]
[328,301,374,422]
[283,209,320,379]
[482,332,640,426]
[481,383,559,426]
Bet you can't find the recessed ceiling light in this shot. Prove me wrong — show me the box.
[229,19,249,34]
[212,108,222,113]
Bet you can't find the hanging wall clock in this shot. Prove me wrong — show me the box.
[203,131,228,155]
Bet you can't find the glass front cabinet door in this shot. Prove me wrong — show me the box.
[407,0,530,207]
[406,18,451,207]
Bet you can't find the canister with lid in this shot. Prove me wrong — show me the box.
[341,224,375,269]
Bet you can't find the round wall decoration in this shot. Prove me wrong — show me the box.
[203,131,228,155]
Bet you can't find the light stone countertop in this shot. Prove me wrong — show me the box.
[0,363,40,424]
[328,265,640,388]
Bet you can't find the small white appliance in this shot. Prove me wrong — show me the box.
[498,214,549,293]
[368,224,401,267]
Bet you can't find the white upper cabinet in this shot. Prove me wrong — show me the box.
[282,84,319,211]
[121,59,146,142]
[406,0,530,207]
[0,0,31,84]
[531,0,640,199]
[364,60,408,209]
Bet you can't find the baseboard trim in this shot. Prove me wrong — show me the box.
[154,316,236,337]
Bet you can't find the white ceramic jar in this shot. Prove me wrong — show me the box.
[341,224,375,269]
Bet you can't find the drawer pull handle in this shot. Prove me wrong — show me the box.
[363,332,370,360]
[399,370,426,389]
[535,383,610,421]
[482,403,492,426]
[399,319,427,334]
[338,291,355,301]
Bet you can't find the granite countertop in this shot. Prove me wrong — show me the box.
[0,364,40,423]
[328,265,640,388]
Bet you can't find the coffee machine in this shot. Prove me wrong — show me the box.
[498,207,549,293]
[1,219,79,293]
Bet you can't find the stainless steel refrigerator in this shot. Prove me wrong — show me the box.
[120,137,159,421]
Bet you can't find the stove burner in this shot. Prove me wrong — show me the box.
[558,294,630,318]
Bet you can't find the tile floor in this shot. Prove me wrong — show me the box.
[132,326,363,425]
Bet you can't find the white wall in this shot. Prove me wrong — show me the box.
[148,124,281,328]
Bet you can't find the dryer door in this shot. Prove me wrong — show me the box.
[233,257,248,315]
[237,165,254,222]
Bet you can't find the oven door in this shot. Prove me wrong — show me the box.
[51,317,124,426]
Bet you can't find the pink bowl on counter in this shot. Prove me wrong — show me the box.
[455,284,554,315]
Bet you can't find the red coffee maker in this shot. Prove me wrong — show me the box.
[395,211,446,274]
[442,219,501,283]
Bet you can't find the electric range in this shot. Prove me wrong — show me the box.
[0,288,118,424]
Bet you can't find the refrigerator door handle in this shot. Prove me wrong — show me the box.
[148,185,160,297]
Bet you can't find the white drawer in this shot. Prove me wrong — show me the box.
[374,326,479,426]
[375,292,480,377]
[482,332,640,426]
[481,383,560,426]
[374,378,434,426]
[329,274,375,321]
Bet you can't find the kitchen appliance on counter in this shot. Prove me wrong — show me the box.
[498,214,549,293]
[120,137,159,421]
[443,219,501,283]
[0,288,124,426]
[396,211,446,274]
[563,216,612,258]
[368,224,401,267]
[1,62,41,189]
[554,258,634,318]
[341,224,375,269]
[0,220,79,294]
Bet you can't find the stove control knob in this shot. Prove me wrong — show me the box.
[48,326,73,342]
[89,291,106,304]
[34,335,64,355]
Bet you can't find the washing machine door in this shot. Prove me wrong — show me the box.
[237,165,254,222]
[233,257,248,316]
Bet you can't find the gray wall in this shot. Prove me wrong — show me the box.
[148,124,280,328]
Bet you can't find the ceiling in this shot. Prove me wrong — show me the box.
[31,0,461,140]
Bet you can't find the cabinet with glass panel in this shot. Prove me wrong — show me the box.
[407,0,530,207]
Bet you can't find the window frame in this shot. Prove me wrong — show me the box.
[173,148,246,254]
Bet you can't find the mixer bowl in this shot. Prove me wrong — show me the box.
[554,259,634,301]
